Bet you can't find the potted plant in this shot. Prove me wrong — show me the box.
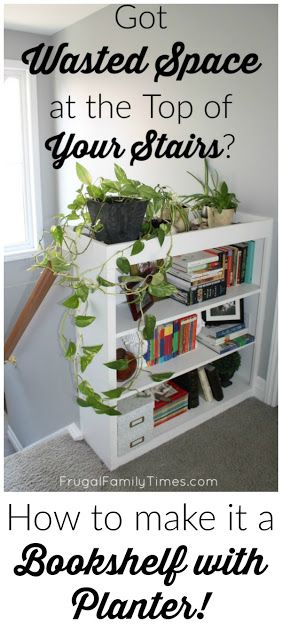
[185,160,239,227]
[206,180,239,227]
[212,352,241,387]
[76,163,160,244]
[154,186,190,233]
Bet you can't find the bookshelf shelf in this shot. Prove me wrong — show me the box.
[74,212,273,470]
[116,283,261,338]
[118,341,255,399]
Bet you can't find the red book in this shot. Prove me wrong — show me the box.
[192,315,197,349]
[154,381,188,411]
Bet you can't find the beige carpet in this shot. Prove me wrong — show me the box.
[4,398,278,492]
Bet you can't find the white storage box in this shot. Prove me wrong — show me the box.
[117,393,154,456]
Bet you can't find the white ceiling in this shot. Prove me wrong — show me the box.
[4,4,108,35]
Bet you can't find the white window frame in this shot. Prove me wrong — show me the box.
[4,59,43,261]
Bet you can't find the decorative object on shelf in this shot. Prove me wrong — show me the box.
[212,351,241,387]
[174,370,199,409]
[185,159,239,227]
[204,364,224,401]
[202,298,244,324]
[122,332,148,368]
[115,348,137,382]
[126,280,155,320]
[87,197,148,244]
[155,186,190,232]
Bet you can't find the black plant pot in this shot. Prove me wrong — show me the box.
[87,198,148,244]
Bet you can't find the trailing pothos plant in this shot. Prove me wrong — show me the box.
[31,163,179,416]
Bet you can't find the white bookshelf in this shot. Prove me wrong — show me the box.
[74,212,273,470]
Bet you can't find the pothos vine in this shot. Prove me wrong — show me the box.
[31,163,186,416]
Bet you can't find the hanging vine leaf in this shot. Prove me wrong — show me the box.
[65,341,76,358]
[116,257,131,274]
[97,275,116,287]
[143,314,156,340]
[82,345,103,356]
[75,283,89,302]
[104,358,131,371]
[62,294,80,309]
[78,380,98,397]
[74,315,96,327]
[151,271,164,285]
[102,387,125,399]
[131,240,145,256]
[157,227,165,246]
[77,395,121,415]
[51,225,63,245]
[148,282,177,298]
[150,372,173,382]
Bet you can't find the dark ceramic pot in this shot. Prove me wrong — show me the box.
[87,197,148,244]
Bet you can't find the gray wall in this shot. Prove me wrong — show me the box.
[4,4,277,446]
[4,29,79,444]
[4,29,57,332]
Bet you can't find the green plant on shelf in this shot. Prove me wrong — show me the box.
[31,163,177,416]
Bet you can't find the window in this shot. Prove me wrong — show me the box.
[4,60,43,260]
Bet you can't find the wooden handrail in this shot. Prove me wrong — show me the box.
[4,268,57,362]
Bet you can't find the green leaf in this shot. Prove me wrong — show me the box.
[62,294,80,309]
[80,355,91,373]
[76,396,121,415]
[66,212,80,221]
[131,240,145,256]
[76,284,89,302]
[97,275,116,287]
[100,179,119,193]
[102,387,125,399]
[50,256,70,273]
[74,315,96,327]
[76,162,92,185]
[138,185,157,200]
[104,358,130,371]
[151,271,164,285]
[157,227,165,246]
[119,276,143,283]
[150,372,173,382]
[143,314,156,340]
[82,345,103,356]
[148,282,177,298]
[87,184,103,199]
[51,225,64,245]
[78,380,98,397]
[116,257,131,274]
[95,404,121,416]
[65,341,76,358]
[114,164,127,182]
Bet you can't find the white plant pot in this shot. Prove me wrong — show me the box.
[207,207,235,227]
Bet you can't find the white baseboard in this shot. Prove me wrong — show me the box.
[253,376,266,402]
[7,425,23,452]
[6,422,83,452]
[67,422,84,441]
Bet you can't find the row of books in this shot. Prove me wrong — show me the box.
[153,381,188,427]
[197,321,255,354]
[144,314,197,367]
[166,242,255,307]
